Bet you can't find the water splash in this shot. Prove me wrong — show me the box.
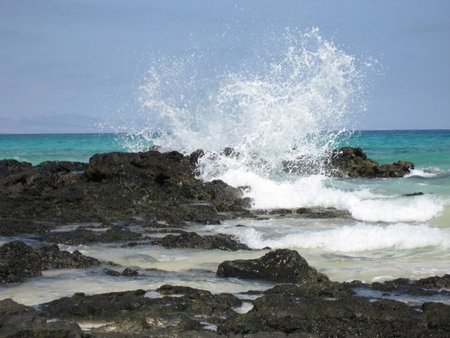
[109,28,447,224]
[122,28,366,177]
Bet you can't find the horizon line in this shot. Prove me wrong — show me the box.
[1,128,450,136]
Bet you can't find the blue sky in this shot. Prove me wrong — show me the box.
[0,0,449,133]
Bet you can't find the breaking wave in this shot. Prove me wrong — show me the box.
[118,28,445,223]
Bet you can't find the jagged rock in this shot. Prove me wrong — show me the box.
[218,294,436,336]
[0,241,100,284]
[217,249,328,284]
[0,150,250,225]
[328,147,414,178]
[154,232,250,251]
[0,159,32,178]
[41,287,241,336]
[0,299,82,338]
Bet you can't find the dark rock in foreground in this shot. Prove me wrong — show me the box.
[328,147,414,178]
[0,298,83,338]
[0,240,100,284]
[219,291,449,337]
[0,150,249,228]
[154,232,251,251]
[217,249,329,284]
[41,287,241,337]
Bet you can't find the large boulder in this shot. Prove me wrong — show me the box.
[217,249,328,284]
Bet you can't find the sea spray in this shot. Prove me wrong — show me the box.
[117,28,445,223]
[124,28,364,170]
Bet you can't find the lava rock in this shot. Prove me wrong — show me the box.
[0,150,250,226]
[328,147,414,178]
[218,294,437,337]
[295,207,351,218]
[155,232,251,251]
[104,267,139,277]
[0,241,100,284]
[217,249,328,284]
[42,226,142,245]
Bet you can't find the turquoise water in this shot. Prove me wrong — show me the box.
[0,130,449,295]
[343,130,450,170]
[2,130,450,168]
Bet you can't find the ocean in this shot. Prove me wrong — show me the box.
[1,29,449,305]
[1,130,449,293]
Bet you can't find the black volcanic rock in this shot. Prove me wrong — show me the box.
[42,226,143,245]
[328,147,414,178]
[0,298,82,338]
[217,249,328,284]
[0,241,100,284]
[0,150,249,226]
[154,232,251,251]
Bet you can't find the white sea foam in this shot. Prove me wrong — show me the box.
[216,223,450,253]
[405,168,440,178]
[216,169,444,223]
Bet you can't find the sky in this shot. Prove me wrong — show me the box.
[0,0,449,133]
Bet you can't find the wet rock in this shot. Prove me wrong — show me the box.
[421,302,450,332]
[0,159,32,178]
[217,249,329,284]
[402,192,424,197]
[154,232,251,251]
[378,160,415,178]
[328,147,414,178]
[36,161,88,174]
[122,267,139,276]
[366,274,450,296]
[104,267,139,277]
[265,281,354,299]
[253,207,351,219]
[295,206,351,218]
[0,240,100,284]
[189,149,205,165]
[0,150,250,226]
[219,294,442,337]
[0,241,44,283]
[0,219,56,236]
[0,299,82,338]
[42,226,142,245]
[200,180,251,212]
[180,204,222,224]
[42,287,241,336]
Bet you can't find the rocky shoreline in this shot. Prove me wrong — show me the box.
[1,148,448,337]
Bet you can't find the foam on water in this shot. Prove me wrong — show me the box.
[214,222,450,253]
[217,169,444,223]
